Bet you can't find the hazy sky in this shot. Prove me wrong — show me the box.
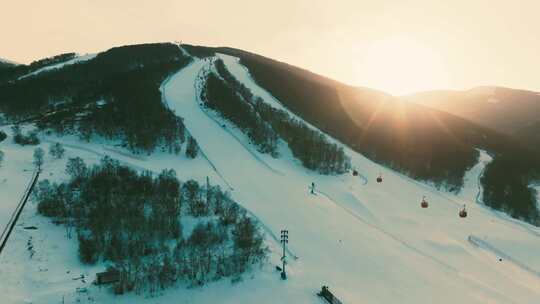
[2,0,540,95]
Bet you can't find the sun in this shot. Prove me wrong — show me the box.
[355,36,449,96]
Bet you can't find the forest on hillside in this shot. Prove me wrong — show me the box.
[0,43,190,153]
[0,52,76,82]
[201,58,350,174]
[229,50,477,190]
[210,46,540,225]
[34,157,267,295]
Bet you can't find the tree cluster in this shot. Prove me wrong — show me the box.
[203,70,278,155]
[49,142,65,159]
[0,43,191,154]
[229,51,481,189]
[33,147,44,169]
[254,99,351,174]
[185,135,199,159]
[237,43,539,222]
[0,53,76,83]
[34,157,267,295]
[11,125,40,146]
[481,146,540,225]
[205,59,350,174]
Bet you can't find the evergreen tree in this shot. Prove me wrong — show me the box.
[186,136,199,159]
[78,234,98,264]
[33,147,44,170]
[49,142,65,159]
[65,157,87,180]
[34,156,268,293]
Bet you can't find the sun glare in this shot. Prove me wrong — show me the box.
[355,37,449,96]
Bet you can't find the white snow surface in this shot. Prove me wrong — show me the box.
[17,54,97,80]
[0,54,540,303]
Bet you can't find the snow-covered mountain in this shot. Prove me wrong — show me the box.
[404,86,540,142]
[1,43,540,303]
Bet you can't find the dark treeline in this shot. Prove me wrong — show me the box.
[203,67,278,155]
[0,43,190,153]
[253,98,351,174]
[205,59,350,174]
[214,58,255,103]
[0,130,7,142]
[229,50,477,190]
[198,46,540,224]
[480,144,540,224]
[161,45,482,189]
[230,48,540,223]
[11,125,40,146]
[28,53,77,70]
[34,157,267,295]
[0,61,16,70]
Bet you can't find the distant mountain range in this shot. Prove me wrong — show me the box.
[404,86,540,147]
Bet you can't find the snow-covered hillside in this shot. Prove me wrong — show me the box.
[1,50,540,304]
[0,58,19,65]
[17,54,96,80]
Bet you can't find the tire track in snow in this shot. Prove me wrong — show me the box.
[468,235,540,278]
[200,108,284,177]
[162,59,298,259]
[191,63,297,259]
[46,137,301,260]
[317,189,532,302]
[194,59,284,177]
[217,54,369,182]
[184,128,235,192]
[41,140,150,173]
[315,189,458,272]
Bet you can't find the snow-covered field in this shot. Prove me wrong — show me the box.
[1,51,540,303]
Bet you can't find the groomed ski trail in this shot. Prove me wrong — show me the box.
[162,57,540,303]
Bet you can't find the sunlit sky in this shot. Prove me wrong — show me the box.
[2,0,540,95]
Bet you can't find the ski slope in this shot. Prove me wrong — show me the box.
[17,54,97,80]
[1,52,540,303]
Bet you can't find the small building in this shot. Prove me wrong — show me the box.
[95,270,120,285]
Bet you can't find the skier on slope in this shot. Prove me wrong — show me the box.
[310,182,316,195]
